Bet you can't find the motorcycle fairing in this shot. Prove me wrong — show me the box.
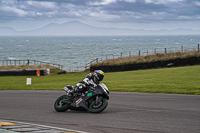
[70,88,107,110]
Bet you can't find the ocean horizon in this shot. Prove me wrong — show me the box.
[0,35,200,71]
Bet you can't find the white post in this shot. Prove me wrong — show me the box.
[26,78,32,85]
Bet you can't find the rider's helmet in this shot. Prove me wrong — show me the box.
[94,70,104,82]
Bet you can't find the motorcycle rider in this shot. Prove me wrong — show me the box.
[64,70,104,97]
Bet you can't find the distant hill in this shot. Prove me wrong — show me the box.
[0,27,18,35]
[0,21,200,35]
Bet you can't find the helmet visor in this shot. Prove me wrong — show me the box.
[98,74,104,81]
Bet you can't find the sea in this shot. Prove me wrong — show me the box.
[0,35,200,71]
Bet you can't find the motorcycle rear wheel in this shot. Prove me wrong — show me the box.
[54,95,70,112]
[89,98,108,113]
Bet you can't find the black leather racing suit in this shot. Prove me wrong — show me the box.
[75,73,100,92]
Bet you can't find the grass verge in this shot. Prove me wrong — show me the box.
[0,65,200,95]
[92,50,200,66]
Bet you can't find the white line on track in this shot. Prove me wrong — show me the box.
[0,119,89,133]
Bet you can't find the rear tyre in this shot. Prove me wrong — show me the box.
[54,95,70,112]
[89,98,108,113]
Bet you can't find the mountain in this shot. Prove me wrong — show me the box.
[0,27,18,35]
[1,21,200,35]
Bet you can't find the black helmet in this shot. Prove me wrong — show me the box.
[94,70,104,82]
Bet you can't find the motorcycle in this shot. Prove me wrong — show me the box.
[54,83,109,113]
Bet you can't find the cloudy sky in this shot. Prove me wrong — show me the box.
[0,0,200,31]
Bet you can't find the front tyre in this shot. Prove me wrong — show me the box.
[54,95,70,112]
[89,98,108,113]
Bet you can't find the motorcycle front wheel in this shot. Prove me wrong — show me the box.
[88,97,108,113]
[54,95,70,112]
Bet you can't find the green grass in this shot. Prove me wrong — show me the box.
[0,65,200,95]
[105,66,200,95]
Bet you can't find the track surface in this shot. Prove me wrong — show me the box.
[0,91,200,133]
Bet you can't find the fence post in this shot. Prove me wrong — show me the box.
[139,51,140,56]
[181,46,183,52]
[147,50,148,56]
[165,48,167,54]
[121,52,122,58]
[129,51,131,57]
[198,44,199,51]
[96,58,98,63]
[27,59,30,65]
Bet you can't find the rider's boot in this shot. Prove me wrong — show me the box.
[63,85,77,99]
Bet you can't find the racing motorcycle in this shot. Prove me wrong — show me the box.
[54,83,109,113]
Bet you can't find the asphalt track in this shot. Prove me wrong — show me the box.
[0,90,200,133]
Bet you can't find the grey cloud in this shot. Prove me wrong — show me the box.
[105,0,200,23]
[0,0,200,26]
